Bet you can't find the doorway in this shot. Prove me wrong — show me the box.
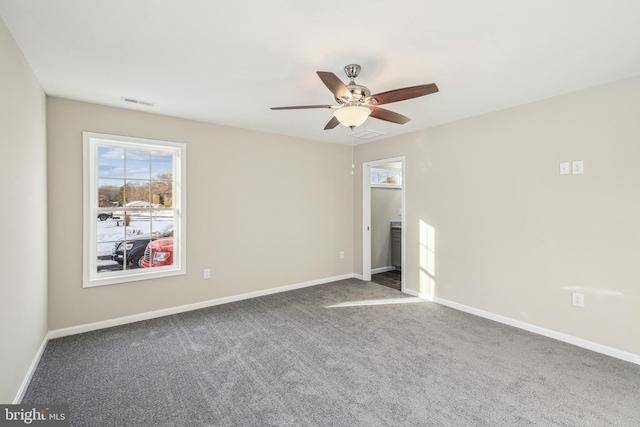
[362,157,405,293]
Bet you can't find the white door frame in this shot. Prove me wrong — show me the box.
[362,156,405,292]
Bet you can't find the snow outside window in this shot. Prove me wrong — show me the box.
[82,132,186,287]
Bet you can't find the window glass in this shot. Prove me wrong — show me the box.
[83,132,186,287]
[370,166,402,187]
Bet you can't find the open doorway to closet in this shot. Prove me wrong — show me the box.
[362,157,405,293]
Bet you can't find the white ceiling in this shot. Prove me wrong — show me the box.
[2,1,640,145]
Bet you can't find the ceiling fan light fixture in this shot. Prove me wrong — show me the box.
[333,106,371,129]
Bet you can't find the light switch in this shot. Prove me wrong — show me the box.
[560,162,570,175]
[572,161,584,174]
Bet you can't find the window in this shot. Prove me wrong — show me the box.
[83,132,186,287]
[370,164,402,188]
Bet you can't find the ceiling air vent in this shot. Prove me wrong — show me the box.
[349,129,385,140]
[121,97,155,107]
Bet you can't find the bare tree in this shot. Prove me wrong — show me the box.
[98,185,119,207]
[113,176,173,207]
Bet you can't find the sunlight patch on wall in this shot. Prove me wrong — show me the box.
[560,286,624,297]
[419,219,436,301]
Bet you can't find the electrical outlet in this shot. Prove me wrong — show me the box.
[572,160,584,174]
[339,251,345,259]
[572,292,584,307]
[204,268,211,279]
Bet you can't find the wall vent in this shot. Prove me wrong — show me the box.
[121,97,155,107]
[349,129,385,140]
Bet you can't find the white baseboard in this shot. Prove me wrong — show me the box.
[402,288,420,298]
[13,333,49,403]
[371,266,396,274]
[49,273,357,339]
[434,297,640,366]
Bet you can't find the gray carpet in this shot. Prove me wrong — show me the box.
[23,279,640,426]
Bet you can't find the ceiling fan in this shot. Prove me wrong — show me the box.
[271,64,439,130]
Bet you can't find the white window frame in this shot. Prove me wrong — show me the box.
[370,165,402,188]
[82,132,186,288]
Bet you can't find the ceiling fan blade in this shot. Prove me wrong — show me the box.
[367,83,439,105]
[370,106,411,124]
[324,116,340,130]
[317,71,352,101]
[271,105,334,110]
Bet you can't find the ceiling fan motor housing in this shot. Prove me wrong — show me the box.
[336,84,371,104]
[340,64,371,104]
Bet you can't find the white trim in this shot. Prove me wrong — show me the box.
[434,297,640,366]
[362,163,372,282]
[82,131,187,288]
[362,157,405,292]
[13,333,49,403]
[49,274,356,339]
[402,288,420,298]
[371,184,402,189]
[371,266,397,274]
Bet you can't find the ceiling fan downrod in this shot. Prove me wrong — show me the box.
[344,64,361,83]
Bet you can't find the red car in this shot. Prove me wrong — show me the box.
[139,238,173,268]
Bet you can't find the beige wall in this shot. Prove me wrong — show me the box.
[47,98,353,330]
[3,12,639,401]
[0,18,48,402]
[355,75,640,356]
[371,187,401,270]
